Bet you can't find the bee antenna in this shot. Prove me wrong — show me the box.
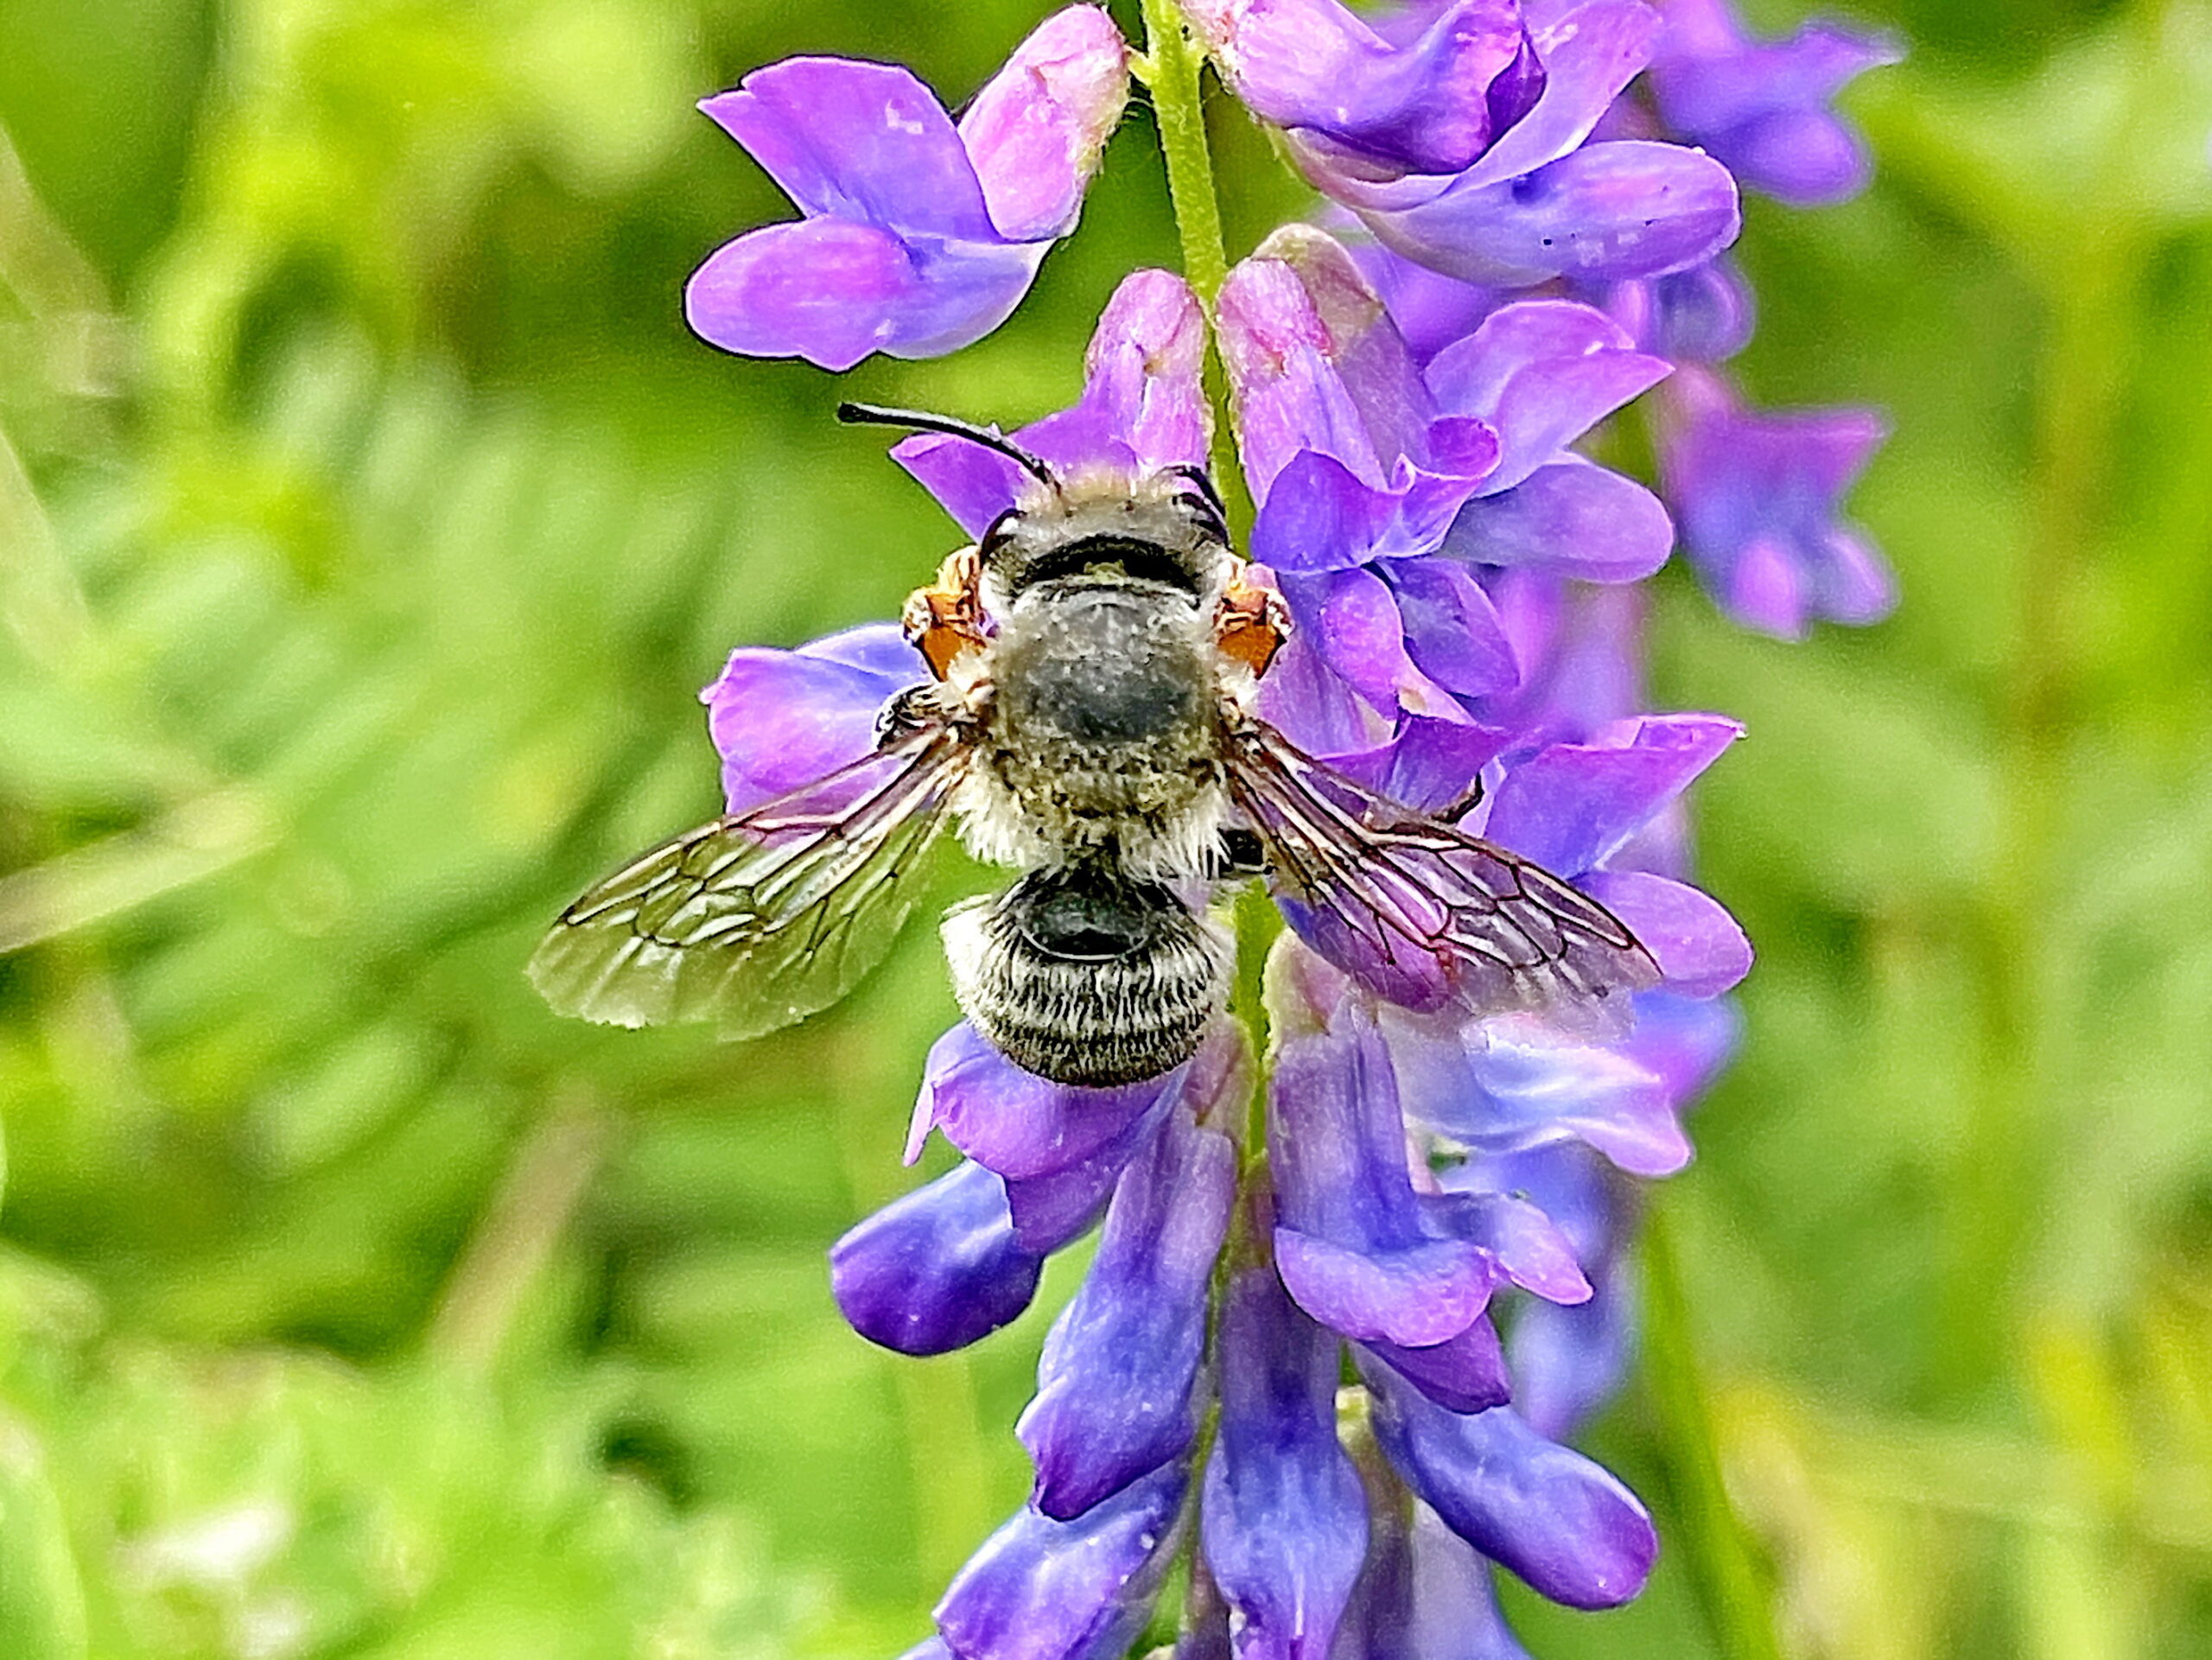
[836,402,1060,490]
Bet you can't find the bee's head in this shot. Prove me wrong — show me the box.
[978,467,1230,607]
[837,402,1232,607]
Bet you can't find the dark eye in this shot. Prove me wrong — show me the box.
[977,506,1022,565]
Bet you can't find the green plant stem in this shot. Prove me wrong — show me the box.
[1640,1205,1788,1660]
[1136,0,1251,537]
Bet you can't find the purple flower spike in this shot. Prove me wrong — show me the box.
[1188,0,1535,181]
[1019,1103,1237,1520]
[898,269,1211,535]
[1200,1266,1370,1659]
[1360,1363,1657,1610]
[1647,0,1903,208]
[1659,367,1894,639]
[1338,1501,1541,1660]
[935,1459,1190,1660]
[702,624,925,811]
[686,8,1127,369]
[1605,255,1756,366]
[830,1161,1043,1356]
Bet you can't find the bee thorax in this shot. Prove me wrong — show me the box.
[942,865,1231,1088]
[962,579,1226,874]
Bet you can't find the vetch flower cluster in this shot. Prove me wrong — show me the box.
[629,2,1897,1652]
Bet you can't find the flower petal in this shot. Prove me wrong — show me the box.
[911,1022,1183,1180]
[1199,1266,1370,1658]
[702,625,923,812]
[1480,714,1743,877]
[1363,139,1740,288]
[959,6,1129,241]
[1363,1316,1512,1414]
[1269,1008,1495,1345]
[1443,457,1674,582]
[1387,555,1520,698]
[685,218,1042,369]
[1453,0,1661,191]
[896,269,1208,535]
[830,1161,1043,1356]
[1579,869,1751,997]
[700,58,995,238]
[1381,1010,1693,1176]
[935,1460,1190,1660]
[1361,1368,1657,1610]
[1020,1106,1236,1519]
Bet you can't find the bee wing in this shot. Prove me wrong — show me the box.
[528,725,971,1039]
[1225,721,1659,1027]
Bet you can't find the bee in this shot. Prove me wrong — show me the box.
[527,404,1657,1086]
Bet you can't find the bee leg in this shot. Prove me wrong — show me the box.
[902,544,990,680]
[1213,565,1290,678]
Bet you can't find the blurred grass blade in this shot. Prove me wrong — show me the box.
[1640,1205,1787,1660]
[0,787,276,953]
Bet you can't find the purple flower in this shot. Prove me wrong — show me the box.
[1644,0,1903,207]
[1214,226,1673,747]
[1195,0,1740,287]
[1658,366,1894,639]
[894,268,1211,535]
[685,7,1128,369]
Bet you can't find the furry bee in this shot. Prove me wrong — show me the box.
[527,404,1656,1086]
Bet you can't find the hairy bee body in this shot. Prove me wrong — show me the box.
[938,474,1246,1085]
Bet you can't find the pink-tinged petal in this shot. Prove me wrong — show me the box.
[935,1460,1189,1659]
[1351,235,1509,365]
[1251,225,1446,472]
[1453,1,1662,190]
[896,269,1207,535]
[1388,556,1520,698]
[1360,1371,1657,1610]
[1202,1267,1369,1660]
[686,219,1044,369]
[830,1161,1043,1356]
[1579,870,1751,997]
[960,6,1129,241]
[1219,258,1387,495]
[1363,1316,1512,1413]
[1622,989,1741,1113]
[1363,139,1740,288]
[1482,714,1744,876]
[700,59,995,238]
[1444,458,1674,582]
[702,625,924,812]
[912,1021,1182,1179]
[1254,627,1389,759]
[1020,1107,1236,1519]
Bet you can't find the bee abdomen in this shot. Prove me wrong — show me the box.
[942,863,1230,1089]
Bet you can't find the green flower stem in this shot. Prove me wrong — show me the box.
[1135,0,1252,539]
[1639,1205,1788,1660]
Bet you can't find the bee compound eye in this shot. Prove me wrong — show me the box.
[940,868,1231,1088]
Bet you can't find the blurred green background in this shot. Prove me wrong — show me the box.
[3,0,2210,1654]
